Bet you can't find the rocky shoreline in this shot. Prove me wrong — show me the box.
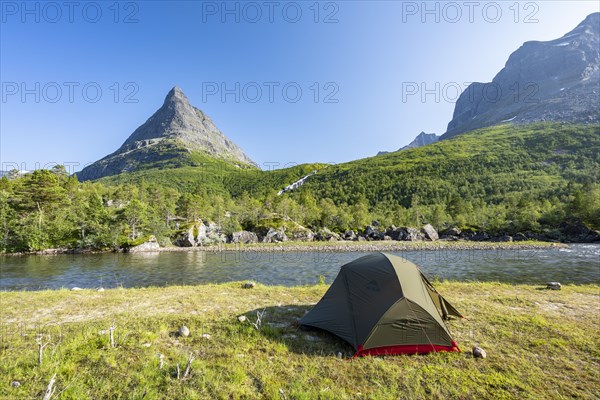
[5,220,597,256]
[172,220,599,247]
[157,241,567,253]
[2,239,568,256]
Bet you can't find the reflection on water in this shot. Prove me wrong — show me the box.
[1,244,598,291]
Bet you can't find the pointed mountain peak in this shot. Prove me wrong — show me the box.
[166,85,185,98]
[163,86,191,107]
[76,87,257,180]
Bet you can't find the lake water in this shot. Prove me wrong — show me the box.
[1,244,599,291]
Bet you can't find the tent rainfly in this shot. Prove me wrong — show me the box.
[300,252,463,356]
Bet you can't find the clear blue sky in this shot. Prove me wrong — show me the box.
[1,1,598,172]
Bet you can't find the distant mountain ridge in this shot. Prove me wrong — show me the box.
[398,132,439,151]
[377,132,439,155]
[77,87,257,181]
[442,12,600,139]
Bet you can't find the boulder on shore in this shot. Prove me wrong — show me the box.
[560,221,600,243]
[443,227,462,237]
[343,230,356,241]
[315,228,341,242]
[262,227,289,243]
[129,235,161,253]
[290,228,314,242]
[472,232,490,241]
[421,224,439,241]
[364,226,376,238]
[363,225,387,240]
[175,226,197,247]
[196,222,208,243]
[386,227,405,241]
[230,231,258,244]
[204,222,227,244]
[403,227,422,241]
[546,282,562,290]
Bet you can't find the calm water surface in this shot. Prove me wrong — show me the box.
[1,245,599,291]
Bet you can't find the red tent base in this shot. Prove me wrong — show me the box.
[355,341,460,357]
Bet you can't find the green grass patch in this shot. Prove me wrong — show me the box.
[1,282,598,399]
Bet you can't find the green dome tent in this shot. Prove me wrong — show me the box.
[300,253,463,356]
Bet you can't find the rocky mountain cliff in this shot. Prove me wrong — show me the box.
[443,12,600,139]
[77,87,257,181]
[377,131,439,155]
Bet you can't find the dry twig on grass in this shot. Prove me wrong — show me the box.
[42,373,56,400]
[35,334,51,366]
[182,352,195,380]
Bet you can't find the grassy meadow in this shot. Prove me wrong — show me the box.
[1,281,598,399]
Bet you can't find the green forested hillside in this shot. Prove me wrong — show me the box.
[1,123,598,252]
[308,123,598,203]
[294,123,600,230]
[99,158,325,198]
